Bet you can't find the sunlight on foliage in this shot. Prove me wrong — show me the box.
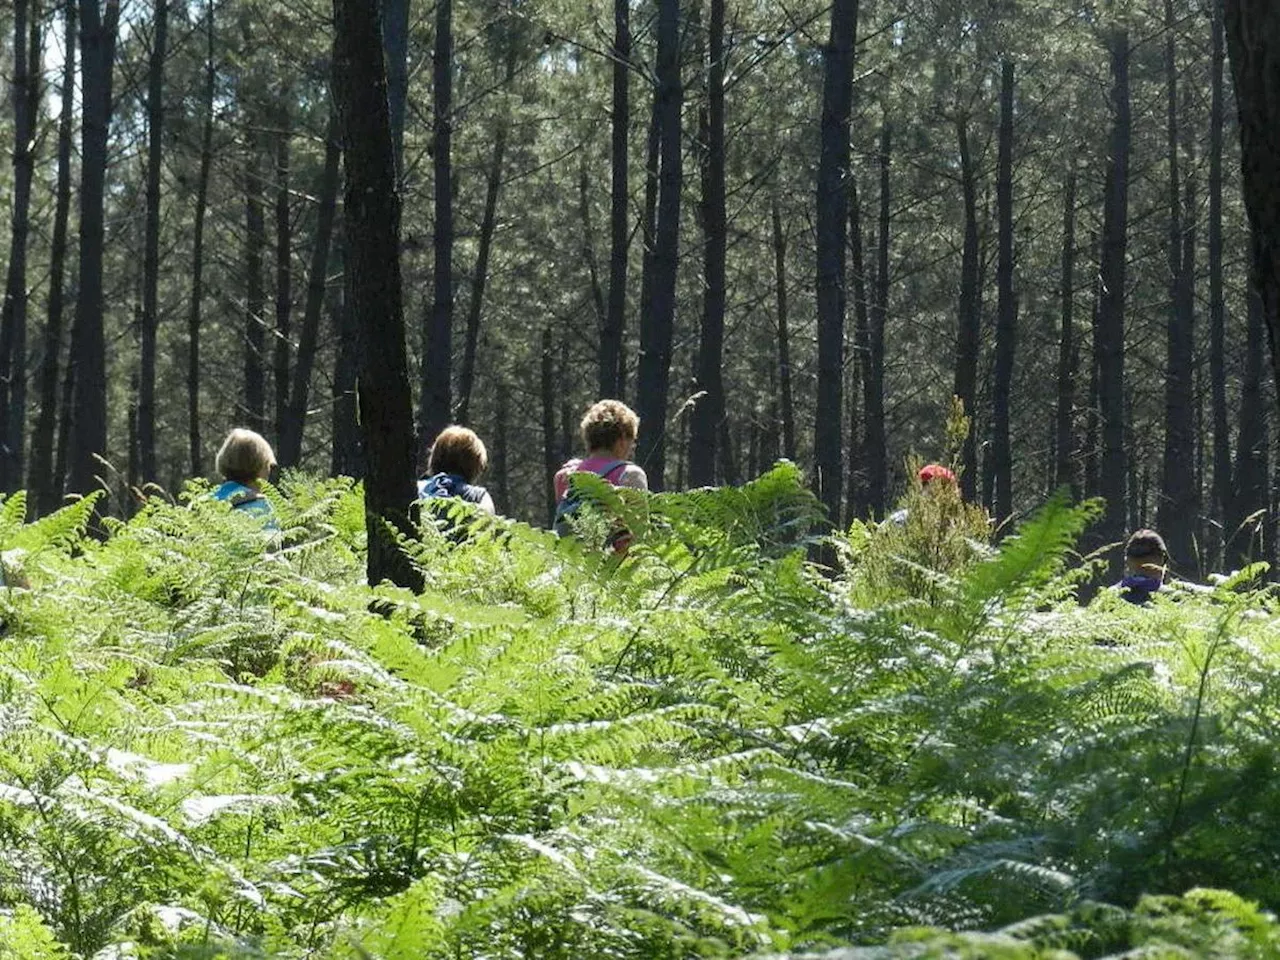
[0,471,1274,957]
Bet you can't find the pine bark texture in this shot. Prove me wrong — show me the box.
[600,0,631,398]
[332,0,424,591]
[1225,0,1280,425]
[30,0,77,514]
[635,0,684,491]
[688,0,728,489]
[1097,28,1132,564]
[991,61,1016,522]
[813,0,857,523]
[68,0,121,503]
[421,0,454,448]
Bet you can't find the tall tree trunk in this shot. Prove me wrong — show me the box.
[273,107,293,447]
[688,0,728,488]
[1085,232,1101,499]
[863,120,891,515]
[600,0,631,398]
[137,0,167,486]
[1230,277,1269,563]
[636,90,662,408]
[332,0,424,591]
[1224,0,1280,423]
[382,0,410,183]
[849,177,870,513]
[279,105,341,469]
[244,147,268,437]
[29,0,77,514]
[68,0,121,504]
[330,229,364,479]
[1209,0,1231,547]
[991,60,1016,522]
[187,0,214,477]
[635,0,684,491]
[420,0,454,447]
[772,198,796,462]
[1054,165,1078,497]
[953,115,981,501]
[541,327,557,521]
[493,378,510,513]
[1097,26,1131,565]
[1158,0,1198,570]
[0,0,40,492]
[812,0,857,523]
[457,45,516,425]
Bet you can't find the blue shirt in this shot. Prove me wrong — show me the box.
[213,481,277,528]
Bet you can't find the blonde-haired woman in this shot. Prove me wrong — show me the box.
[213,428,276,520]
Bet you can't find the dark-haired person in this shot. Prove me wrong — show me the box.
[213,428,277,521]
[418,425,496,514]
[1116,529,1168,605]
[554,400,648,553]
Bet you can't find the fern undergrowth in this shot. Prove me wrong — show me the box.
[0,468,1277,958]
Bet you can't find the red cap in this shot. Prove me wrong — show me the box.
[919,463,956,486]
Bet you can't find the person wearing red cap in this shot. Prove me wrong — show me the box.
[888,463,957,525]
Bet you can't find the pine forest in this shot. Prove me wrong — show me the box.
[3,0,1280,956]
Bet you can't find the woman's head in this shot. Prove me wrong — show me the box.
[581,400,640,456]
[216,429,276,486]
[428,426,488,482]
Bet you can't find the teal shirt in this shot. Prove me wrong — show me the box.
[213,481,277,528]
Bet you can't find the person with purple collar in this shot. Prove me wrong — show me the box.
[1117,529,1168,605]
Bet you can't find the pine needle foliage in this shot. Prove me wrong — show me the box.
[0,470,1275,957]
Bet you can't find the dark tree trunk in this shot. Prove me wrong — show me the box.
[382,0,410,182]
[1158,0,1198,570]
[772,198,796,462]
[244,147,268,437]
[493,379,510,514]
[863,121,891,515]
[68,0,121,503]
[420,0,454,448]
[331,230,363,479]
[991,61,1016,522]
[332,0,424,591]
[279,105,340,469]
[0,0,40,492]
[137,0,167,486]
[688,0,728,489]
[600,0,631,398]
[1085,232,1101,499]
[1210,0,1231,543]
[812,0,857,524]
[635,0,684,491]
[186,0,214,477]
[953,115,981,501]
[636,90,661,409]
[1230,277,1269,563]
[849,177,870,513]
[541,327,557,521]
[30,0,76,514]
[273,109,293,447]
[1054,165,1078,498]
[1097,27,1131,564]
[1224,0,1280,426]
[457,46,516,425]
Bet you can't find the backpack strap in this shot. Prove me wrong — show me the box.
[587,460,629,484]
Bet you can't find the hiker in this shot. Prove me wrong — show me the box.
[213,428,277,523]
[888,463,957,525]
[1116,529,1168,605]
[418,425,496,514]
[554,399,648,554]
